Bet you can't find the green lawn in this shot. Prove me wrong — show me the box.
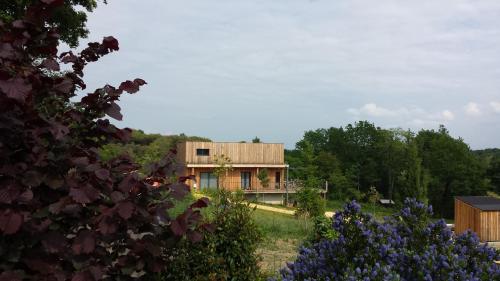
[252,209,312,276]
[325,199,395,221]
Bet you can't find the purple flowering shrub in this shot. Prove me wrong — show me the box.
[277,199,500,281]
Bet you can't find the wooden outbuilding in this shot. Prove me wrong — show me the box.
[454,196,500,242]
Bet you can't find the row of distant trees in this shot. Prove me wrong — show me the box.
[286,121,497,218]
[99,130,210,169]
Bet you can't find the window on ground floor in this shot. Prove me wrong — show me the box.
[275,171,281,189]
[200,172,217,190]
[241,171,251,190]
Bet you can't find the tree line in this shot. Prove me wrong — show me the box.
[99,130,210,169]
[286,121,497,218]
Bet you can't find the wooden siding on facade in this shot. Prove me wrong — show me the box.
[176,142,284,165]
[455,198,500,242]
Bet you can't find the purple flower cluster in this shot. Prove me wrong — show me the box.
[276,198,500,281]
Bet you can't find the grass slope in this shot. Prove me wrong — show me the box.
[253,209,312,275]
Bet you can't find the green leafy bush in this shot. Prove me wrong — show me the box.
[163,191,264,281]
[295,187,326,218]
[304,215,337,246]
[364,186,381,204]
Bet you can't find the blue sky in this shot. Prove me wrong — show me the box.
[79,0,500,149]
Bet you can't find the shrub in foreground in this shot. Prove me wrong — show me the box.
[163,191,263,281]
[0,1,208,280]
[277,199,500,281]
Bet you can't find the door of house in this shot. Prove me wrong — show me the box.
[241,172,251,190]
[275,171,281,189]
[200,172,217,190]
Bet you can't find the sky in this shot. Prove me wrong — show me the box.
[79,0,500,149]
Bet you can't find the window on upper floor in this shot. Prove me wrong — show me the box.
[196,148,210,156]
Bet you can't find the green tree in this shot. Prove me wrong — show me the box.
[295,187,326,218]
[0,0,106,48]
[213,154,232,189]
[257,168,270,188]
[99,130,211,170]
[252,136,261,143]
[416,126,488,217]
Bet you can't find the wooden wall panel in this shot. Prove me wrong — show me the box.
[455,199,481,238]
[455,198,500,242]
[179,142,284,165]
[480,211,500,242]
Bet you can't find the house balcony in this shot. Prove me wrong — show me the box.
[199,179,298,194]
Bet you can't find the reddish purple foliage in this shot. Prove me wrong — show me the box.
[0,1,208,280]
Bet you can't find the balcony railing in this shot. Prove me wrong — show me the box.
[197,179,299,193]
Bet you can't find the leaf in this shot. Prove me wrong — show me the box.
[178,175,196,183]
[94,168,110,180]
[69,185,99,204]
[98,217,117,235]
[102,36,119,51]
[170,219,186,236]
[133,78,146,86]
[202,223,216,233]
[0,78,32,102]
[49,198,68,214]
[187,230,203,242]
[0,210,23,235]
[110,191,125,203]
[0,43,15,59]
[0,185,20,204]
[118,174,136,193]
[69,187,91,204]
[72,230,95,254]
[105,102,122,121]
[119,79,146,94]
[41,58,60,71]
[54,78,74,93]
[18,189,33,203]
[117,201,135,220]
[170,209,192,236]
[42,231,67,253]
[169,183,189,200]
[190,197,210,209]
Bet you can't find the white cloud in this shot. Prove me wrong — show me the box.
[464,102,481,116]
[441,110,455,121]
[348,103,455,126]
[349,103,410,117]
[491,101,500,113]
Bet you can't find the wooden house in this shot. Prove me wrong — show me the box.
[176,141,290,204]
[454,196,500,242]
